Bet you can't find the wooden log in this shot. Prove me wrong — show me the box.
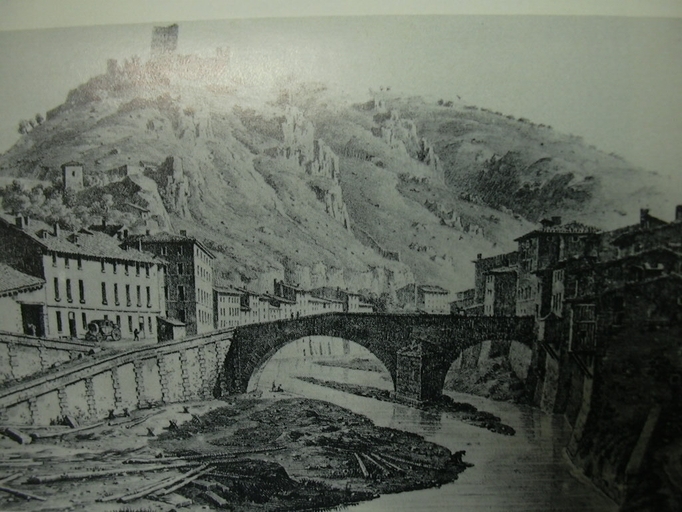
[153,467,213,497]
[0,485,46,501]
[203,490,229,508]
[2,428,32,445]
[377,452,439,470]
[362,453,390,475]
[98,474,178,503]
[27,461,201,484]
[353,453,369,478]
[118,464,210,503]
[372,453,406,473]
[0,473,23,484]
[31,421,105,439]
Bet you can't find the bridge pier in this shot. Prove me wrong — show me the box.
[395,340,442,403]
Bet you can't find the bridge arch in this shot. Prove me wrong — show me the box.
[245,336,394,393]
[222,314,535,398]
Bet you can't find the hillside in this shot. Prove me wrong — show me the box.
[0,52,672,299]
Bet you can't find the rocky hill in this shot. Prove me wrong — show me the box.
[0,52,673,299]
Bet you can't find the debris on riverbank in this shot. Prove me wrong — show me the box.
[153,396,470,509]
[0,396,469,511]
[444,355,529,404]
[296,376,516,436]
[315,357,388,373]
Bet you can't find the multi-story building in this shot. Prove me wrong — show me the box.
[514,218,599,317]
[483,268,517,316]
[0,215,166,340]
[123,231,214,335]
[213,285,242,329]
[310,287,374,313]
[396,284,450,314]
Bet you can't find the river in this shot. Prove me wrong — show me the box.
[250,337,617,512]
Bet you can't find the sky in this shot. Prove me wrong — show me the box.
[0,13,681,183]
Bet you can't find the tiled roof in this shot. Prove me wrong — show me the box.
[125,231,215,259]
[0,263,45,295]
[419,285,449,294]
[515,222,599,241]
[0,214,162,264]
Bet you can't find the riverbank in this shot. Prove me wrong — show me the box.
[296,376,516,436]
[0,395,469,511]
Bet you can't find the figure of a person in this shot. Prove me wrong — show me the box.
[133,328,140,341]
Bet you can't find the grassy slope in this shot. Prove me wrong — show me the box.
[0,72,671,295]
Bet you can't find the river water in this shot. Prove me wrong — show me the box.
[250,337,617,512]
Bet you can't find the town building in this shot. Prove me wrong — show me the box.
[0,215,166,340]
[483,268,517,316]
[213,285,242,329]
[449,288,475,315]
[310,287,373,313]
[122,231,214,335]
[61,161,84,191]
[396,284,450,314]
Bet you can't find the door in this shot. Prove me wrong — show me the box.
[21,304,44,337]
[68,312,77,339]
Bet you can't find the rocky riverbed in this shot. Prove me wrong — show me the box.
[0,395,469,511]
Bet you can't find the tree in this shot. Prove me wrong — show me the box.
[1,180,30,214]
[35,113,44,125]
[17,120,31,135]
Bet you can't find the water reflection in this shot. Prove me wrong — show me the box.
[251,337,617,512]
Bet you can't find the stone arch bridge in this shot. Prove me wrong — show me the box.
[224,313,535,401]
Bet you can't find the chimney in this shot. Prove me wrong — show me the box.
[102,217,106,227]
[477,253,482,260]
[179,229,187,236]
[15,215,27,229]
[53,223,60,237]
[676,205,682,222]
[640,208,650,225]
[551,216,562,226]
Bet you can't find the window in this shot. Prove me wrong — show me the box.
[101,260,106,273]
[56,311,63,332]
[64,257,70,268]
[164,286,167,300]
[135,263,140,276]
[178,246,184,256]
[126,284,131,306]
[145,264,150,278]
[52,253,57,267]
[178,309,186,323]
[161,246,168,256]
[148,316,153,333]
[128,315,133,333]
[138,316,145,333]
[146,286,151,307]
[101,282,108,305]
[82,312,87,329]
[114,283,119,305]
[136,285,141,307]
[54,277,60,301]
[113,262,117,274]
[124,263,129,276]
[178,263,183,275]
[178,285,185,301]
[66,279,72,302]
[77,256,82,270]
[79,280,85,303]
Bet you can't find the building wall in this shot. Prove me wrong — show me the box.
[214,291,241,329]
[42,254,165,340]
